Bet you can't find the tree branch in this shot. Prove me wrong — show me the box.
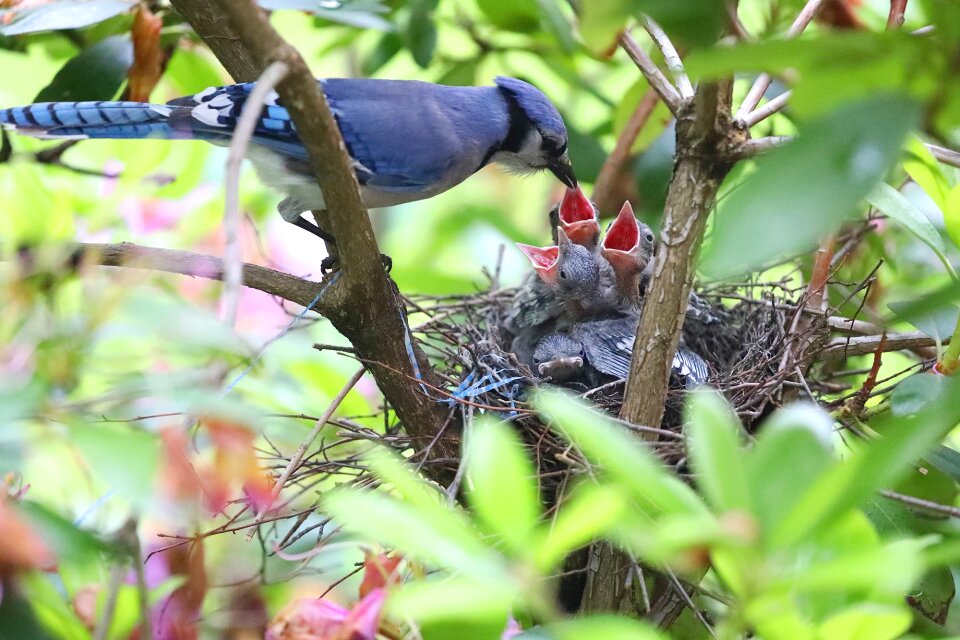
[734,0,824,120]
[821,331,947,358]
[619,32,683,114]
[742,90,791,128]
[641,16,694,98]
[167,0,459,467]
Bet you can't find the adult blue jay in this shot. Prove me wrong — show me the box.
[0,77,576,244]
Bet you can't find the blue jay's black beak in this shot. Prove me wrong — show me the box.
[548,153,577,188]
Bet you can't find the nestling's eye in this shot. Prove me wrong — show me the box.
[559,269,568,280]
[645,232,655,243]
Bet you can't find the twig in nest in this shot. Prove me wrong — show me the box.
[246,367,366,539]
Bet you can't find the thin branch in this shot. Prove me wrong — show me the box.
[926,143,960,170]
[641,16,694,98]
[734,135,793,159]
[881,489,960,518]
[223,61,289,327]
[821,331,947,358]
[734,0,825,120]
[619,31,682,114]
[93,563,126,640]
[248,367,365,536]
[887,0,908,29]
[742,90,791,128]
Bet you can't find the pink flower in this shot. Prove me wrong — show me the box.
[266,588,385,640]
[119,186,215,236]
[502,617,523,639]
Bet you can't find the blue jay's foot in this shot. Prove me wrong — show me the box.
[318,251,393,275]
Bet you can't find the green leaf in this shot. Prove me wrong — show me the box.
[908,566,955,625]
[747,404,835,542]
[770,376,960,548]
[532,483,627,571]
[535,0,576,52]
[19,500,110,565]
[477,0,541,32]
[386,576,522,625]
[888,298,959,343]
[580,0,725,51]
[259,0,394,30]
[818,603,912,640]
[35,36,132,103]
[866,181,956,278]
[71,422,159,509]
[703,96,920,278]
[946,185,960,252]
[685,390,751,513]
[465,419,541,555]
[533,615,667,640]
[0,0,134,36]
[926,444,960,483]
[903,136,951,211]
[578,0,631,52]
[323,488,509,583]
[362,32,403,76]
[404,0,437,68]
[534,389,708,518]
[891,373,945,416]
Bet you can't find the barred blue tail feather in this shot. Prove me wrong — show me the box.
[0,101,190,140]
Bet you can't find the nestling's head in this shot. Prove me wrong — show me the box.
[533,333,585,381]
[493,77,576,188]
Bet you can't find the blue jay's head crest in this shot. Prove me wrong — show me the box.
[494,77,576,188]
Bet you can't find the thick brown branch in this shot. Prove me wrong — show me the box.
[619,81,737,433]
[821,331,947,358]
[162,1,458,466]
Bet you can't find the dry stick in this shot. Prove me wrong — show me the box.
[641,16,694,98]
[223,61,289,327]
[821,331,947,358]
[93,563,127,640]
[887,0,908,29]
[880,489,960,518]
[593,89,660,214]
[619,31,683,114]
[246,366,366,539]
[926,143,960,170]
[742,90,792,128]
[734,0,825,120]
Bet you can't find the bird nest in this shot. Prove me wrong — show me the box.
[402,271,806,483]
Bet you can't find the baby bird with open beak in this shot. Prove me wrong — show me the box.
[600,201,656,310]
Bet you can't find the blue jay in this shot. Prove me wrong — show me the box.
[0,77,576,245]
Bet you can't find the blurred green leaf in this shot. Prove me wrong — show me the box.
[323,488,509,583]
[685,390,751,514]
[891,373,945,416]
[477,0,541,32]
[927,445,960,484]
[903,136,952,211]
[818,603,912,640]
[908,566,955,625]
[534,389,708,517]
[747,404,835,542]
[888,298,959,343]
[386,576,522,625]
[362,31,403,76]
[528,615,667,640]
[466,419,540,556]
[259,0,394,30]
[535,0,575,52]
[19,500,110,564]
[866,182,956,278]
[703,96,920,278]
[532,483,626,571]
[13,573,86,640]
[771,376,960,548]
[579,0,725,51]
[71,423,159,508]
[0,0,135,36]
[404,0,437,68]
[35,36,131,103]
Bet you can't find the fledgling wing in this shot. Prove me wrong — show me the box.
[506,273,565,331]
[575,316,637,380]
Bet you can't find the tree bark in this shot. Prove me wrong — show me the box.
[166,0,460,469]
[582,82,742,620]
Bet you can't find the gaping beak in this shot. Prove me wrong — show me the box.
[516,243,560,286]
[602,201,644,275]
[548,152,577,188]
[558,186,599,249]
